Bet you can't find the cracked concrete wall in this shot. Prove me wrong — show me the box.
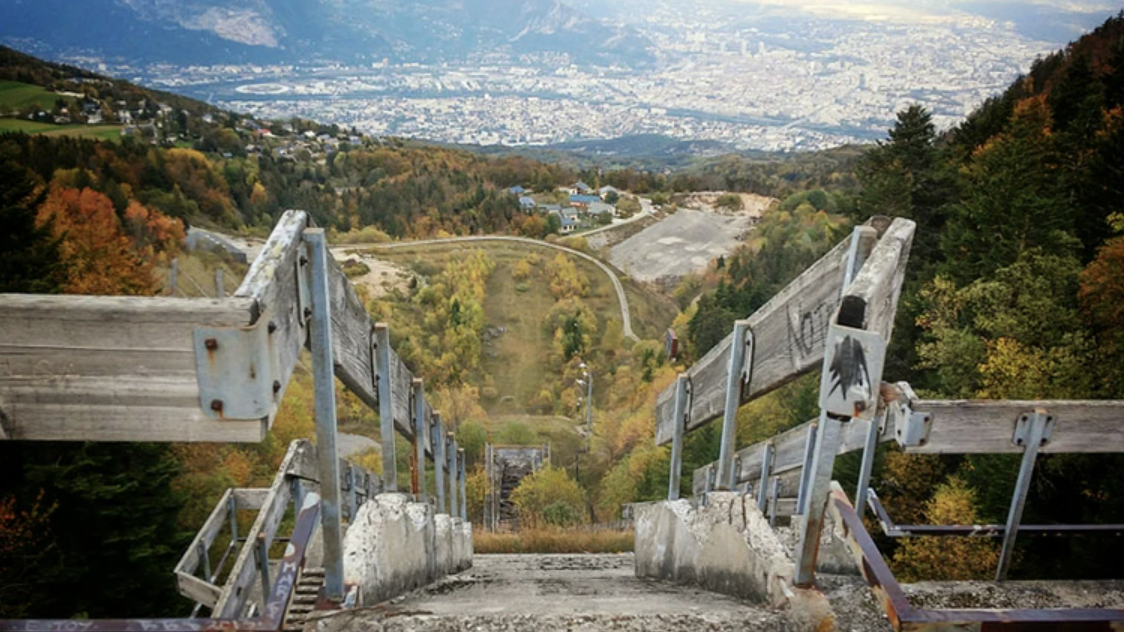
[634,493,833,628]
[344,493,473,605]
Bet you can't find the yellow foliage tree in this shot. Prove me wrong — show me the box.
[892,477,1000,581]
[511,466,585,528]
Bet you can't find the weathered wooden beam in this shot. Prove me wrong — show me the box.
[174,572,222,608]
[0,295,261,442]
[904,399,1124,454]
[654,222,883,446]
[691,414,894,495]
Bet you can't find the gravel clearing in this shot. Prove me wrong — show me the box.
[608,209,754,283]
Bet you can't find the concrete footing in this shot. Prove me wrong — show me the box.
[634,492,833,628]
[343,493,474,605]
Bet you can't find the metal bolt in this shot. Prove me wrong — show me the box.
[303,307,312,320]
[211,400,224,412]
[273,380,282,394]
[268,321,277,334]
[204,338,219,351]
[299,256,309,266]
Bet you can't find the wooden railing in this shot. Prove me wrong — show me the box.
[0,209,470,608]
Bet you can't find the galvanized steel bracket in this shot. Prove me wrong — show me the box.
[295,240,312,330]
[889,382,932,448]
[368,325,380,405]
[194,309,280,420]
[1013,409,1055,448]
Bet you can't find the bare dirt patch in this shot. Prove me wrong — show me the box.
[331,247,413,298]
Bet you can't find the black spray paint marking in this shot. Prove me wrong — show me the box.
[827,335,870,402]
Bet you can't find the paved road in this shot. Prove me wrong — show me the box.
[360,236,639,341]
[338,433,379,458]
[577,196,655,239]
[311,554,790,631]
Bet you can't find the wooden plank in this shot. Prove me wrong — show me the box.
[906,400,1124,454]
[175,571,222,608]
[233,209,310,430]
[325,251,379,412]
[213,439,305,618]
[0,295,259,442]
[696,415,895,490]
[233,488,270,511]
[655,229,864,446]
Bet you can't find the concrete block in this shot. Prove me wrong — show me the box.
[343,493,435,605]
[462,521,474,570]
[434,514,454,577]
[633,493,832,628]
[451,517,468,572]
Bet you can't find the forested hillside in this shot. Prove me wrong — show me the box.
[683,13,1124,581]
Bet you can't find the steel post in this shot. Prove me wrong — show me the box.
[303,228,345,601]
[214,267,224,298]
[412,379,427,502]
[347,465,357,521]
[374,323,397,492]
[255,533,271,600]
[458,448,467,520]
[795,418,819,515]
[668,374,689,500]
[794,412,844,586]
[433,413,446,514]
[756,443,774,512]
[717,320,752,489]
[447,434,458,520]
[855,411,884,517]
[228,492,239,543]
[996,409,1052,581]
[197,540,212,582]
[290,478,304,521]
[769,477,780,527]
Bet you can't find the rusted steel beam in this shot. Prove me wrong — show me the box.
[0,495,322,632]
[826,483,913,629]
[828,483,1124,632]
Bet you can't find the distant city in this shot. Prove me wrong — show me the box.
[51,2,1087,151]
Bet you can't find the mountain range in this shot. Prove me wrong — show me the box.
[0,0,654,67]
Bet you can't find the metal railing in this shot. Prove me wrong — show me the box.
[658,214,1124,630]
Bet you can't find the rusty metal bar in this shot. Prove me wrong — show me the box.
[0,493,322,632]
[829,483,1124,631]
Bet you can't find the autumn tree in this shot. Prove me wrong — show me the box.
[37,187,160,295]
[511,466,585,528]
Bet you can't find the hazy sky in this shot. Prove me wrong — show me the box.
[719,0,1121,23]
